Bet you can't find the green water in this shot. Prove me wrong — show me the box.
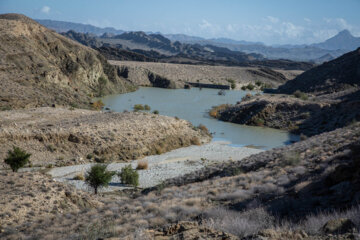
[101,87,299,150]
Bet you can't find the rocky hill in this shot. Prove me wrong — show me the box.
[211,48,360,137]
[277,48,360,95]
[312,30,360,51]
[0,14,135,110]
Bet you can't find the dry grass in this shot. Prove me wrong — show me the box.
[136,160,149,170]
[73,172,85,180]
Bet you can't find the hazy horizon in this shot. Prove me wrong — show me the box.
[1,0,360,45]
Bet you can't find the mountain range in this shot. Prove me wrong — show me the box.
[36,18,360,63]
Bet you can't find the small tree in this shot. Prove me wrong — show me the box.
[4,146,31,172]
[85,164,115,194]
[118,165,139,187]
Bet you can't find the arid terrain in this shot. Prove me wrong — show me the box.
[0,107,210,168]
[1,12,360,240]
[110,60,302,89]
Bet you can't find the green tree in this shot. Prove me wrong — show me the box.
[85,164,115,194]
[118,165,139,187]
[4,146,31,172]
[97,76,108,97]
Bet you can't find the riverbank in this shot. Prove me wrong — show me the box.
[0,107,211,168]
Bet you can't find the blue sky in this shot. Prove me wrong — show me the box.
[1,0,359,45]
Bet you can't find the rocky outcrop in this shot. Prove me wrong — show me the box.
[0,14,135,110]
[148,221,237,239]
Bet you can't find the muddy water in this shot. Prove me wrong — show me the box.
[102,87,299,149]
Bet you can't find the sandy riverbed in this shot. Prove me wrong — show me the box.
[48,141,263,192]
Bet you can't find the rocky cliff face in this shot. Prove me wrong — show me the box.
[0,14,135,110]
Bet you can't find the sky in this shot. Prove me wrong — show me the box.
[1,0,360,45]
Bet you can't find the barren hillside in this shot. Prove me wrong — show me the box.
[110,60,302,89]
[0,14,135,110]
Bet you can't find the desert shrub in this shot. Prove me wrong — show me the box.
[197,124,209,134]
[118,165,139,187]
[300,204,360,235]
[73,173,85,181]
[136,160,148,170]
[46,144,56,152]
[227,79,236,89]
[92,100,105,110]
[153,110,159,114]
[86,153,93,160]
[293,90,308,100]
[4,146,31,172]
[255,80,263,86]
[209,104,230,118]
[190,136,201,146]
[144,104,151,111]
[246,83,255,90]
[203,207,274,238]
[242,93,253,102]
[85,164,115,194]
[281,151,301,166]
[97,76,108,97]
[133,104,144,111]
[241,86,247,90]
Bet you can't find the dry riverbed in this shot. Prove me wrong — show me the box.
[48,141,263,192]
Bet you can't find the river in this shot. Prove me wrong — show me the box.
[101,87,299,150]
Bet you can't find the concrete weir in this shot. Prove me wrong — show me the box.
[186,82,230,90]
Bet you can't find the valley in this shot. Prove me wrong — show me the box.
[0,8,359,240]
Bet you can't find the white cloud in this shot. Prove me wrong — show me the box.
[304,18,311,23]
[199,19,212,29]
[266,16,279,24]
[41,6,50,14]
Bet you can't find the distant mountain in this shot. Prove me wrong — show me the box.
[312,30,360,51]
[62,30,313,70]
[35,19,125,35]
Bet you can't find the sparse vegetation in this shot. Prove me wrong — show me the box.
[133,104,145,111]
[197,124,209,135]
[136,160,148,170]
[281,151,301,166]
[92,100,105,110]
[293,90,309,100]
[227,79,236,89]
[73,173,85,181]
[85,164,115,194]
[118,165,139,187]
[4,146,31,172]
[209,104,230,118]
[144,104,151,111]
[153,110,159,114]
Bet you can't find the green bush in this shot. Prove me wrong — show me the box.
[4,146,31,172]
[293,90,308,100]
[133,104,144,111]
[241,86,247,90]
[227,79,236,89]
[85,164,115,194]
[144,104,151,111]
[118,165,139,187]
[246,83,255,90]
[153,110,159,114]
